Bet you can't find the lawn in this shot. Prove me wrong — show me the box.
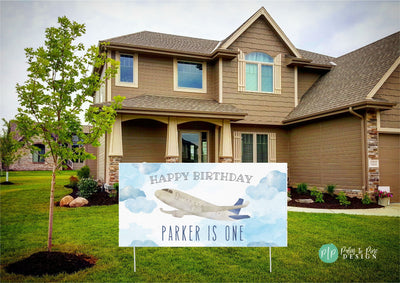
[1,171,399,282]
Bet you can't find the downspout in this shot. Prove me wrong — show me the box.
[349,107,367,192]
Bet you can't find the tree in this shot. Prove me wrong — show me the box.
[15,16,123,252]
[0,118,23,182]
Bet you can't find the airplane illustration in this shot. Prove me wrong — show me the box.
[154,188,250,221]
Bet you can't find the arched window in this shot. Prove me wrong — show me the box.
[32,144,45,163]
[245,52,274,93]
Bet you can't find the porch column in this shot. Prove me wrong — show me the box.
[366,111,379,196]
[165,117,179,163]
[219,119,233,163]
[108,115,123,185]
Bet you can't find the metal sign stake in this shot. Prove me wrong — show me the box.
[133,246,136,272]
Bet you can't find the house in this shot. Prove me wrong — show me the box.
[91,7,399,202]
[8,124,96,172]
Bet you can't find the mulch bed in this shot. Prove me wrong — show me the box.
[5,251,96,276]
[0,181,14,185]
[56,186,118,207]
[289,189,383,209]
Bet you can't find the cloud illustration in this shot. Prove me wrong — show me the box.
[130,240,158,247]
[134,163,161,174]
[125,197,157,213]
[120,186,146,201]
[246,170,286,200]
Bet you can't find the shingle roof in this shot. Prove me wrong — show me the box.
[285,32,400,122]
[298,49,336,65]
[103,31,220,55]
[113,95,247,119]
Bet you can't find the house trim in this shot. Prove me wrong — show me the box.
[366,56,400,99]
[283,100,395,125]
[377,111,400,133]
[220,7,301,58]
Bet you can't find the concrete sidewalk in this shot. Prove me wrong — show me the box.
[288,203,400,217]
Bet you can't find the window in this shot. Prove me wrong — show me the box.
[180,131,208,163]
[238,51,281,94]
[245,52,274,93]
[32,144,45,163]
[174,59,207,92]
[241,133,269,163]
[72,134,84,163]
[116,52,138,87]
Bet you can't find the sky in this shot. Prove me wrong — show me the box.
[0,0,399,122]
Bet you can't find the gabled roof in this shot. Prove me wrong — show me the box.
[96,95,247,121]
[284,32,400,123]
[103,31,220,55]
[220,7,301,57]
[101,7,301,58]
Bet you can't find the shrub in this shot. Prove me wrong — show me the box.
[362,193,372,205]
[77,165,90,179]
[113,182,119,191]
[297,183,308,195]
[69,176,79,188]
[326,184,336,195]
[77,178,98,199]
[310,187,324,203]
[336,191,350,206]
[287,188,291,198]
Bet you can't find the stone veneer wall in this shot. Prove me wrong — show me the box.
[9,147,54,171]
[366,111,379,195]
[108,156,121,185]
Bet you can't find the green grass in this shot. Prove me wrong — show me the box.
[1,171,399,282]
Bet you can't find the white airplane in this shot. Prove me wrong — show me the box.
[154,188,250,221]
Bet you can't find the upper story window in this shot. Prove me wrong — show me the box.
[32,144,45,163]
[238,50,282,94]
[245,52,274,93]
[174,59,207,93]
[116,52,138,87]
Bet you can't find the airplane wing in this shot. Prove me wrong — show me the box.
[160,208,191,218]
[200,201,249,213]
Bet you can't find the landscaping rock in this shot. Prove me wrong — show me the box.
[69,197,89,207]
[295,198,314,204]
[287,197,292,202]
[60,195,74,207]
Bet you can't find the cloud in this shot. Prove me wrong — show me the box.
[125,197,157,213]
[119,186,146,201]
[130,240,158,247]
[246,170,286,200]
[134,163,161,175]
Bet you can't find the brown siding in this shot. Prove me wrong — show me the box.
[223,17,295,125]
[379,133,400,202]
[121,119,167,163]
[297,69,323,101]
[375,65,400,129]
[111,54,216,101]
[231,124,290,163]
[289,115,362,190]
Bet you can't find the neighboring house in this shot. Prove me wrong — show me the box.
[9,124,96,172]
[92,7,399,202]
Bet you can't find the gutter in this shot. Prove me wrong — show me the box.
[349,107,367,192]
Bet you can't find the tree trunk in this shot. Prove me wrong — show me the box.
[47,165,57,252]
[6,170,9,182]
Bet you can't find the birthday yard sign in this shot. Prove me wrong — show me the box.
[119,163,287,247]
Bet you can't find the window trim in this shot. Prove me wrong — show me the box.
[179,130,209,163]
[115,51,138,88]
[173,58,207,93]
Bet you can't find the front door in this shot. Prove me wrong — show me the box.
[180,131,208,163]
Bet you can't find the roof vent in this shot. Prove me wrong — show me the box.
[329,61,337,66]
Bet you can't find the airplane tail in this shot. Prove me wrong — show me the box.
[229,198,244,215]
